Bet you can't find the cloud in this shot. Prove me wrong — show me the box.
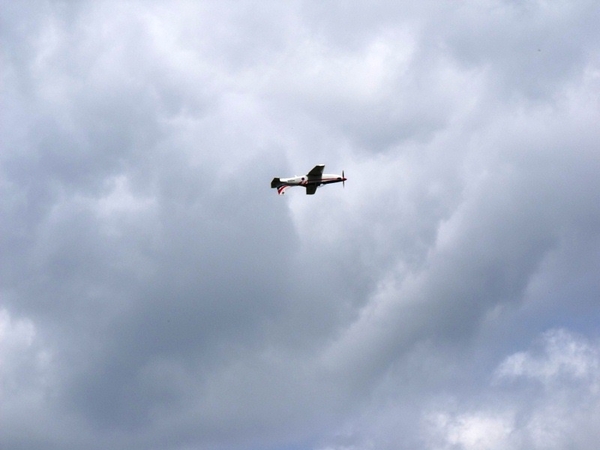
[0,308,63,448]
[2,0,600,449]
[316,329,600,450]
[426,411,516,450]
[422,329,600,450]
[496,329,600,385]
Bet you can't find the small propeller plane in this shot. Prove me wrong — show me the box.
[271,164,346,195]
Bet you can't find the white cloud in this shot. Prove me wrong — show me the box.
[0,308,51,398]
[424,329,600,450]
[426,411,517,450]
[0,308,57,444]
[496,329,600,386]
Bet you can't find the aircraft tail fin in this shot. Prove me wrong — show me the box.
[271,177,281,188]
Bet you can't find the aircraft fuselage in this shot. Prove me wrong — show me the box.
[271,165,346,195]
[278,174,344,186]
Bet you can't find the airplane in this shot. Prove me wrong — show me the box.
[271,164,346,195]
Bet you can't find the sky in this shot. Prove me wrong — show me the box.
[2,1,600,449]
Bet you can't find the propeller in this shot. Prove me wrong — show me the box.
[342,170,345,188]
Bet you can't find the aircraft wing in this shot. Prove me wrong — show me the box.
[307,164,325,178]
[306,185,318,195]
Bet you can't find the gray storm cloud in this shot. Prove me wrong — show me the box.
[2,1,600,449]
